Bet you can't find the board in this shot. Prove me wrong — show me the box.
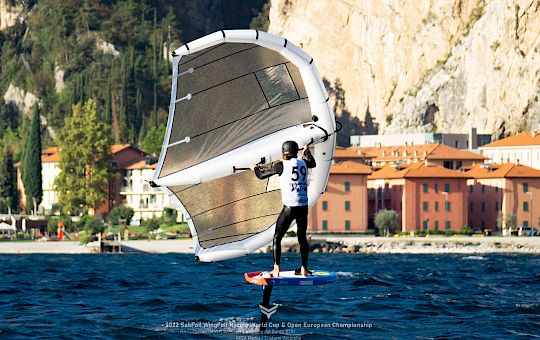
[244,270,337,286]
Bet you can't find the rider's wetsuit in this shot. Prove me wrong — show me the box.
[254,149,316,271]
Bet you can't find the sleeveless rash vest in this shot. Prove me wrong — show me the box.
[279,158,309,206]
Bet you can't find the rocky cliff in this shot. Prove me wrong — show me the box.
[269,0,540,138]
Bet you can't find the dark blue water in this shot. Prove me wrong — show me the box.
[1,253,540,339]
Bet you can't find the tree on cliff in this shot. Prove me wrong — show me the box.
[55,100,113,215]
[21,105,43,212]
[374,209,398,236]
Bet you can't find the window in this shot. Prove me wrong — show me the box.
[456,161,463,169]
[345,201,350,211]
[385,183,389,193]
[495,187,499,193]
[454,140,459,148]
[445,220,451,229]
[344,181,350,192]
[435,202,439,212]
[434,183,439,193]
[345,220,351,231]
[443,161,453,169]
[523,220,529,227]
[423,220,428,230]
[523,201,529,212]
[434,220,439,230]
[469,202,473,211]
[322,220,328,231]
[423,201,429,212]
[469,185,473,193]
[322,201,328,211]
[444,183,450,193]
[481,185,485,193]
[523,183,528,193]
[481,202,485,212]
[445,201,451,212]
[423,183,428,193]
[495,201,499,211]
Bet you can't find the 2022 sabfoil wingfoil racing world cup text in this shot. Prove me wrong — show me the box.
[150,29,338,332]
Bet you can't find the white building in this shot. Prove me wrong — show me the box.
[351,128,491,150]
[120,158,178,225]
[479,130,540,170]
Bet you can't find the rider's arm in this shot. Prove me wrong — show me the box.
[254,161,284,179]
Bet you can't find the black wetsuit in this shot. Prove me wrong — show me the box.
[254,149,316,269]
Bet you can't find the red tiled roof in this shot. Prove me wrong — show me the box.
[481,131,540,148]
[335,144,485,162]
[38,145,144,163]
[465,163,540,178]
[330,161,372,175]
[124,159,157,170]
[369,162,469,179]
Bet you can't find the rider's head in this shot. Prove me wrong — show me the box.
[282,140,299,160]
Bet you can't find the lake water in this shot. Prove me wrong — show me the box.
[1,253,540,339]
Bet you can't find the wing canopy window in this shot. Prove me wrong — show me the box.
[255,64,300,106]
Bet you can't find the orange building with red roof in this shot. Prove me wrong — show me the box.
[335,144,486,169]
[308,161,372,233]
[465,163,540,231]
[368,162,469,232]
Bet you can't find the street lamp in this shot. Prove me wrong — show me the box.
[442,192,449,230]
[526,192,533,229]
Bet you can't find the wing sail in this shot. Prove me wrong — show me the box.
[153,30,335,261]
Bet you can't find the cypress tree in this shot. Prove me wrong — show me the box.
[21,105,43,211]
[0,149,18,213]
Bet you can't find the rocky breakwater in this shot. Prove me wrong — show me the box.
[270,236,540,254]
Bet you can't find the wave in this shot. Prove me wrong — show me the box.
[462,255,486,260]
[335,271,361,278]
[352,277,394,286]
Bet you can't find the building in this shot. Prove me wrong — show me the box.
[350,128,491,149]
[120,157,177,224]
[308,161,372,233]
[368,162,469,232]
[479,130,540,169]
[465,163,540,230]
[335,143,486,169]
[17,144,176,223]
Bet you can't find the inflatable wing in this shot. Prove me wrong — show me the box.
[151,30,336,262]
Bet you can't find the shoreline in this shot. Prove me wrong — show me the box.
[1,236,540,254]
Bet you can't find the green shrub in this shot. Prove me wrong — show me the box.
[108,205,134,226]
[459,226,474,236]
[160,208,177,226]
[79,231,97,244]
[443,229,455,236]
[144,219,160,233]
[374,209,398,236]
[78,215,105,235]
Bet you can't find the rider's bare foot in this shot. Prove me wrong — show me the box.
[269,264,280,277]
[300,266,310,277]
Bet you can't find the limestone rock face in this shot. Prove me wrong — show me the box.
[0,0,25,30]
[269,0,540,136]
[3,84,37,115]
